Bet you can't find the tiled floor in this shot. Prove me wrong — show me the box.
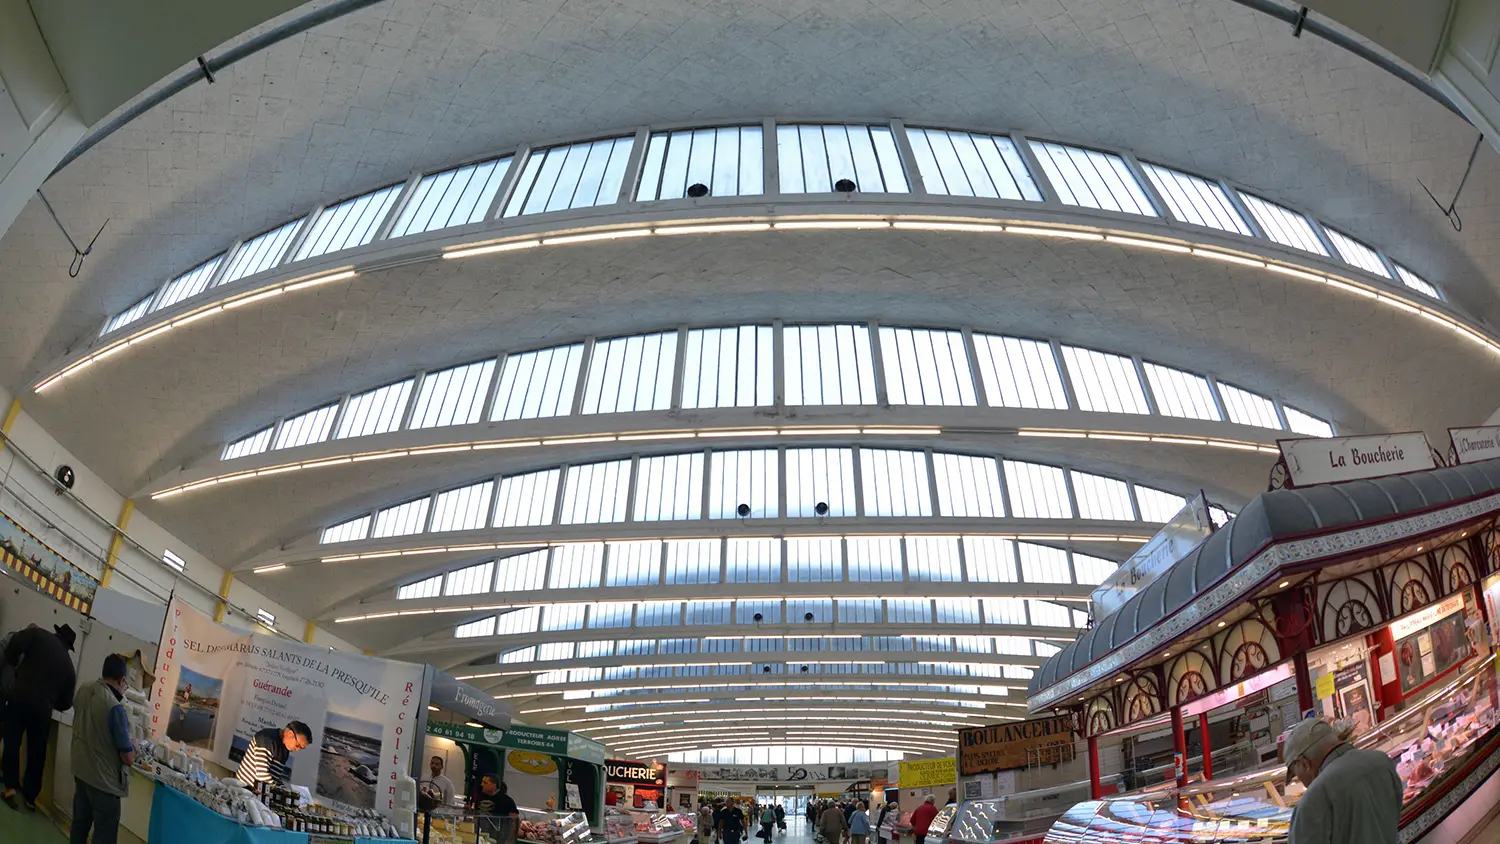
[0,799,68,843]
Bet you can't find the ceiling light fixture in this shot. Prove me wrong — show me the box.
[891,221,1005,233]
[1103,235,1190,253]
[443,239,542,259]
[772,220,890,230]
[654,223,772,236]
[252,564,287,574]
[543,229,652,245]
[1007,226,1104,241]
[284,269,358,291]
[1191,248,1264,268]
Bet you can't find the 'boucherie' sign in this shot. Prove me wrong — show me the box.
[606,759,666,786]
[1279,432,1434,487]
[958,716,1075,775]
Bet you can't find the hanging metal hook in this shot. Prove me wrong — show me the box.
[36,190,108,277]
[1418,133,1485,232]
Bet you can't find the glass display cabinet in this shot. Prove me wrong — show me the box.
[518,807,593,844]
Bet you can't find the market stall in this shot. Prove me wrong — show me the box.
[1026,439,1500,843]
[604,759,667,811]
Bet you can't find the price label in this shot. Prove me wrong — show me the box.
[1315,673,1336,700]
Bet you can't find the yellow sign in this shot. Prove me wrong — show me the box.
[508,749,559,776]
[1315,673,1336,700]
[898,757,956,789]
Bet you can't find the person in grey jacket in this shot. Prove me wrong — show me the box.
[2,623,77,810]
[1283,718,1402,844]
[70,654,135,844]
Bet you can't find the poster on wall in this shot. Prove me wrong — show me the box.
[1392,597,1471,695]
[897,757,956,789]
[149,598,424,817]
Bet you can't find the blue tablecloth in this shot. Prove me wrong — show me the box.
[148,783,416,844]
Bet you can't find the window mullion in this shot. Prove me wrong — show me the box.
[375,170,424,242]
[1011,134,1062,206]
[670,326,689,411]
[326,392,354,441]
[1219,179,1267,240]
[889,119,926,195]
[1206,377,1232,426]
[398,370,424,431]
[624,455,641,523]
[851,445,866,518]
[772,319,785,409]
[1048,340,1080,410]
[570,338,596,416]
[1119,151,1170,220]
[280,206,322,267]
[868,320,890,406]
[762,119,780,199]
[617,127,652,204]
[551,464,571,526]
[1132,355,1160,416]
[484,146,530,221]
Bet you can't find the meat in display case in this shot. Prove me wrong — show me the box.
[1043,656,1500,843]
[671,811,697,835]
[628,809,687,843]
[923,806,958,844]
[878,810,912,841]
[602,807,639,844]
[948,778,1120,844]
[518,807,593,844]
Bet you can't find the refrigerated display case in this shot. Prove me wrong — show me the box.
[671,811,697,837]
[948,778,1122,844]
[1042,656,1500,843]
[629,810,686,843]
[878,810,913,842]
[519,807,593,844]
[923,806,958,844]
[602,807,639,844]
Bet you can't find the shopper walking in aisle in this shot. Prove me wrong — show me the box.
[848,801,870,844]
[720,801,746,844]
[910,796,938,844]
[1282,718,1401,844]
[774,801,785,835]
[698,799,715,844]
[759,803,777,841]
[69,654,135,844]
[816,797,847,844]
[2,623,77,810]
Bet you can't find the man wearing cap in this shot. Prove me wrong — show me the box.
[1282,718,1401,843]
[2,623,78,810]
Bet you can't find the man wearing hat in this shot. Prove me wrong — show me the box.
[2,623,78,810]
[1282,717,1401,843]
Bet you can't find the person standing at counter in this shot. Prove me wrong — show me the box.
[475,775,519,843]
[420,755,455,807]
[2,623,77,811]
[69,654,135,844]
[1283,718,1401,844]
[909,796,938,844]
[235,721,312,787]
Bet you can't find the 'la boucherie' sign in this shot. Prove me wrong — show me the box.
[606,759,666,786]
[1279,432,1434,487]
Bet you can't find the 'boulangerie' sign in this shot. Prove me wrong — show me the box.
[1280,432,1433,487]
[958,716,1075,775]
[150,598,424,817]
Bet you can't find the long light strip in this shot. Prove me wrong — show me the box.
[520,692,1010,714]
[489,678,1014,694]
[613,737,950,753]
[1016,429,1280,454]
[40,212,1498,396]
[151,425,943,500]
[608,731,954,748]
[588,723,959,739]
[461,656,1041,682]
[546,706,995,725]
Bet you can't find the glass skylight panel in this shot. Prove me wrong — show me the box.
[1069,471,1135,521]
[542,604,586,631]
[709,449,778,519]
[581,332,677,415]
[1034,641,1061,657]
[606,540,662,586]
[787,598,833,624]
[634,453,704,521]
[982,598,1027,625]
[726,537,781,583]
[373,497,430,538]
[905,127,1041,201]
[538,642,575,661]
[503,136,634,216]
[1217,382,1282,429]
[932,453,1004,518]
[1285,406,1335,438]
[388,157,512,237]
[444,561,494,596]
[295,184,403,260]
[1322,227,1391,278]
[492,344,584,420]
[549,543,605,588]
[1030,600,1087,628]
[907,536,961,582]
[455,616,496,638]
[429,480,495,533]
[560,460,631,524]
[152,255,224,312]
[1210,506,1236,526]
[499,646,534,663]
[1031,142,1156,215]
[664,539,721,585]
[860,448,933,517]
[321,515,370,544]
[784,324,878,406]
[336,378,414,438]
[1236,192,1329,256]
[971,334,1068,410]
[493,469,561,527]
[785,447,856,518]
[847,536,902,582]
[737,600,781,623]
[590,602,634,628]
[578,640,616,658]
[1072,553,1119,585]
[217,218,304,285]
[1017,543,1071,583]
[1003,460,1073,519]
[636,126,764,201]
[494,550,548,591]
[1139,163,1250,234]
[637,601,682,627]
[410,359,496,429]
[686,600,731,624]
[777,124,907,194]
[273,403,339,449]
[879,327,977,406]
[397,574,442,600]
[681,325,774,409]
[102,294,154,335]
[1134,486,1188,522]
[222,427,273,460]
[935,598,981,624]
[838,599,882,623]
[962,536,1017,582]
[1060,346,1150,414]
[1394,264,1441,298]
[787,537,842,582]
[498,608,542,635]
[886,598,931,623]
[1143,362,1221,421]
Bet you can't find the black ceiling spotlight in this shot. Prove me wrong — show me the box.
[687,183,710,198]
[803,612,815,622]
[800,665,810,673]
[753,612,764,622]
[834,178,857,193]
[814,501,830,517]
[737,503,752,517]
[762,665,773,673]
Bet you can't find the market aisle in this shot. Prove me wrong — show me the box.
[0,801,68,843]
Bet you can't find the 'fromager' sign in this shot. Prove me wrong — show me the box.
[1280,432,1433,487]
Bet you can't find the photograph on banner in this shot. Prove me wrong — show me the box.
[151,597,424,816]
